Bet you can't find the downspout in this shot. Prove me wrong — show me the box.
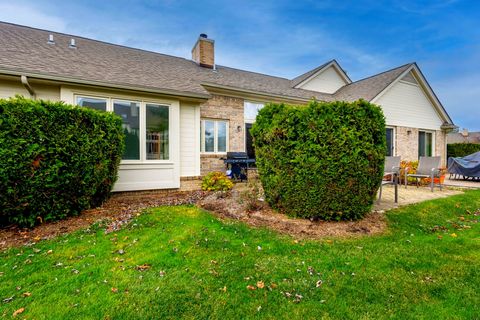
[20,75,36,99]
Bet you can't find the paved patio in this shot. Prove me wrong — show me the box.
[443,176,480,189]
[374,184,462,211]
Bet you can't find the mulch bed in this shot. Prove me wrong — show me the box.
[1,184,387,250]
[197,188,387,240]
[0,190,206,251]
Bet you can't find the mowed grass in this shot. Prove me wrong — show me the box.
[1,191,480,319]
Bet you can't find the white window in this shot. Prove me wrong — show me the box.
[244,101,264,123]
[386,127,395,156]
[418,130,434,157]
[76,96,107,112]
[244,101,264,158]
[113,100,141,160]
[146,104,169,160]
[75,95,170,161]
[201,119,228,153]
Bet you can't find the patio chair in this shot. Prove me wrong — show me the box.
[378,156,401,201]
[405,156,442,192]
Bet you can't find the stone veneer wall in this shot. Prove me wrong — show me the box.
[394,126,447,166]
[179,176,202,191]
[200,94,244,175]
[395,127,419,161]
[435,130,447,167]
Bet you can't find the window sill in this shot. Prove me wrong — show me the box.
[121,160,173,165]
[201,153,227,158]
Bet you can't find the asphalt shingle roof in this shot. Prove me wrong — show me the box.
[333,63,413,101]
[0,21,414,104]
[0,22,334,101]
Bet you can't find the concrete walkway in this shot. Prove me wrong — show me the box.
[443,176,480,189]
[374,184,462,211]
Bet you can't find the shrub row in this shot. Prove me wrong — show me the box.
[251,100,386,221]
[447,143,480,159]
[0,97,124,227]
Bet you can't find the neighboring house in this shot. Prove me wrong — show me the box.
[0,22,456,191]
[447,129,480,144]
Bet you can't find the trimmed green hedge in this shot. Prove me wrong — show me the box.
[0,97,124,227]
[447,143,480,158]
[251,100,386,221]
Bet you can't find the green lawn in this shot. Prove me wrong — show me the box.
[1,191,480,319]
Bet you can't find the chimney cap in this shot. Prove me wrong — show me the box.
[199,33,208,39]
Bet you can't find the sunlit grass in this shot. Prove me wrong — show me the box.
[1,191,480,319]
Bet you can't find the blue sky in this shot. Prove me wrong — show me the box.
[1,0,479,130]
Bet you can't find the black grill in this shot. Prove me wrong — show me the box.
[222,152,255,181]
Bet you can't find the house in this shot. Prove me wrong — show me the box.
[448,129,480,144]
[0,22,456,191]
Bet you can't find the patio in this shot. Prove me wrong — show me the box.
[374,184,462,211]
[443,176,480,189]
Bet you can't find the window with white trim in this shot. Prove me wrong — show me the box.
[76,96,107,112]
[244,101,264,123]
[146,104,169,160]
[113,100,141,160]
[386,127,394,156]
[418,130,433,157]
[244,101,264,158]
[201,119,228,153]
[75,95,170,161]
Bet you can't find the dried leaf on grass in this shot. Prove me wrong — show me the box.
[13,308,25,317]
[136,264,151,271]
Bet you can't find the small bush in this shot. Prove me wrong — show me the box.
[239,179,265,212]
[251,100,386,221]
[0,97,124,227]
[201,172,234,191]
[447,143,480,158]
[399,160,446,186]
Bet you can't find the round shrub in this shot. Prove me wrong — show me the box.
[201,172,234,191]
[0,97,124,227]
[251,99,386,221]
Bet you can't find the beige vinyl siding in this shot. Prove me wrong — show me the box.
[297,66,348,94]
[0,77,60,100]
[374,80,443,130]
[180,103,200,177]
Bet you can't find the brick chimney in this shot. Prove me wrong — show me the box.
[192,34,214,68]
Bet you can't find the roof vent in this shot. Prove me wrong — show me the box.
[69,38,77,49]
[47,34,55,45]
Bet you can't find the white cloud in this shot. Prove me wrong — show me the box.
[0,2,67,31]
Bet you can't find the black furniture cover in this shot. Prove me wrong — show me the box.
[448,151,480,178]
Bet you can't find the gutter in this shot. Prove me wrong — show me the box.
[0,68,210,100]
[21,75,36,99]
